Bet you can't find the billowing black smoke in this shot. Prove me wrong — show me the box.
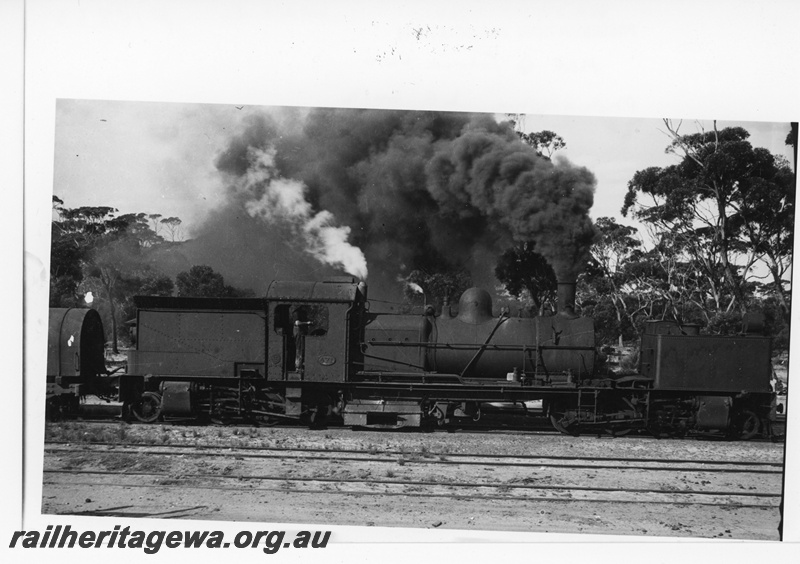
[190,108,597,297]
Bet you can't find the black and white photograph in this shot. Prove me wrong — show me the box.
[7,1,800,562]
[40,101,792,541]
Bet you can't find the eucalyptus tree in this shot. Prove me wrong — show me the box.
[622,121,794,318]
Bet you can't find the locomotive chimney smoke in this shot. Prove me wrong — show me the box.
[204,109,597,296]
[425,124,598,283]
[557,281,577,318]
[240,147,368,280]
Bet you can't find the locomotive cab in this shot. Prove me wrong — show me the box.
[266,278,367,383]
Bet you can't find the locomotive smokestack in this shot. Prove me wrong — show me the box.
[557,281,577,318]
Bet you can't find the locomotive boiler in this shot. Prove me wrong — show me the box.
[363,284,595,383]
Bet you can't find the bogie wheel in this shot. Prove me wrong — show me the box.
[549,411,580,436]
[549,414,571,435]
[307,402,332,429]
[45,398,62,422]
[132,391,162,423]
[733,410,761,440]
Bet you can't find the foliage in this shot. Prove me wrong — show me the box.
[622,121,794,321]
[494,243,557,315]
[51,197,127,306]
[50,197,178,352]
[786,123,798,155]
[49,234,84,307]
[516,129,566,159]
[160,217,183,242]
[704,311,745,335]
[505,116,566,159]
[404,268,472,309]
[176,265,226,297]
[117,273,175,336]
[580,217,646,344]
[176,265,253,298]
[578,290,628,344]
[138,272,176,296]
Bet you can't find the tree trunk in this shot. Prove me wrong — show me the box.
[100,271,120,354]
[716,196,748,314]
[768,264,791,320]
[109,298,119,355]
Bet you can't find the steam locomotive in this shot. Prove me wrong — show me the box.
[47,277,779,439]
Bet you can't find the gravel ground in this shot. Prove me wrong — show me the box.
[41,422,786,541]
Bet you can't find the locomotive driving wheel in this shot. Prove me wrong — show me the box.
[209,398,238,425]
[732,410,761,440]
[132,391,162,423]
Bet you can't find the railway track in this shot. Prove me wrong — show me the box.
[41,420,785,538]
[44,441,783,474]
[47,415,787,444]
[46,474,779,512]
[43,440,783,514]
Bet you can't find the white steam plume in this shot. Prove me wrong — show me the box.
[407,282,424,294]
[241,147,368,279]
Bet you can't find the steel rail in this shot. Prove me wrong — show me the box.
[43,470,782,505]
[43,440,784,469]
[46,479,780,511]
[44,445,783,475]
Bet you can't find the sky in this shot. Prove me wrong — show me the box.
[54,100,246,233]
[53,100,794,242]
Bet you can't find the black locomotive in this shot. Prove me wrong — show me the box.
[47,277,779,438]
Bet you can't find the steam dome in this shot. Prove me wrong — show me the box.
[457,287,493,325]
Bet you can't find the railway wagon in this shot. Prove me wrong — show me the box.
[117,277,778,438]
[46,307,112,418]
